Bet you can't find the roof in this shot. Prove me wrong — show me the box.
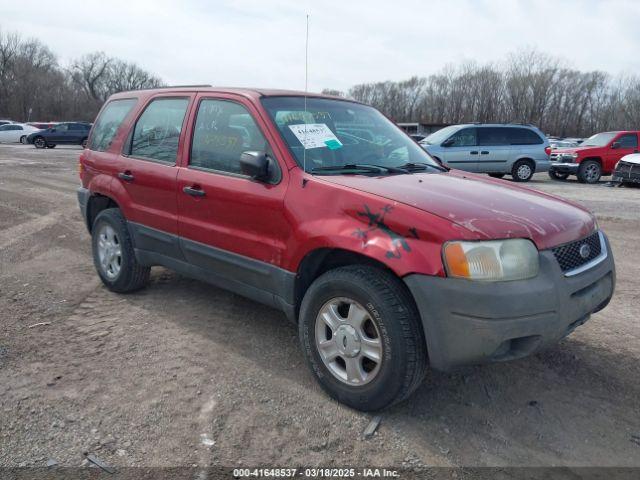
[109,86,352,103]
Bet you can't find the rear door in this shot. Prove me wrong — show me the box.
[441,127,478,171]
[114,94,193,255]
[476,127,512,172]
[176,95,291,296]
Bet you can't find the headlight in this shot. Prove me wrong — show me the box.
[443,239,539,281]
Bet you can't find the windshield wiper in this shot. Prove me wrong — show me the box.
[311,163,408,175]
[397,162,446,172]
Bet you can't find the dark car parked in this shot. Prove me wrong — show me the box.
[27,122,91,149]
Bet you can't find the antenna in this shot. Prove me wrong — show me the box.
[302,14,309,181]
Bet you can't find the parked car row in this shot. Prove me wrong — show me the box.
[0,119,92,148]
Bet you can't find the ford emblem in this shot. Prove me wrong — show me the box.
[579,244,591,259]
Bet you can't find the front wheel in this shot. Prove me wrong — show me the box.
[511,160,535,182]
[34,136,46,149]
[577,160,601,184]
[92,208,150,293]
[299,265,427,411]
[81,138,88,148]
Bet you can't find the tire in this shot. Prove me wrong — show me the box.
[511,159,535,182]
[488,173,505,179]
[298,265,427,411]
[548,170,570,181]
[91,208,150,293]
[33,136,46,149]
[19,135,27,144]
[81,137,88,148]
[46,144,56,149]
[577,160,601,184]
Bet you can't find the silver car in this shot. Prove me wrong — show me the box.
[419,124,551,182]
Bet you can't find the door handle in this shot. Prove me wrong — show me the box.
[183,185,206,197]
[118,171,134,181]
[470,151,479,155]
[480,151,490,155]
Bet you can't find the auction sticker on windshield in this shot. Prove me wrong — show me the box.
[288,123,343,150]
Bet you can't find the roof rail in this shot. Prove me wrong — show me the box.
[156,84,213,89]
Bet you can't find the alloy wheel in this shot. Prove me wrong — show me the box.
[97,224,122,280]
[315,297,383,386]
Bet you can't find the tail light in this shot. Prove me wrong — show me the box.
[544,146,551,156]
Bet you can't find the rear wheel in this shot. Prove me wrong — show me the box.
[488,173,505,179]
[81,137,88,148]
[511,160,535,182]
[298,265,427,411]
[91,208,150,293]
[577,160,601,184]
[19,135,27,144]
[548,170,570,181]
[34,136,46,149]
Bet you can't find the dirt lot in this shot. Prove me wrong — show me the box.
[1,144,639,471]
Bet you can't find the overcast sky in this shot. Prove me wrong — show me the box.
[3,0,639,92]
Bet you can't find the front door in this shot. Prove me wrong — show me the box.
[114,95,193,255]
[441,127,478,172]
[605,133,639,173]
[176,96,291,297]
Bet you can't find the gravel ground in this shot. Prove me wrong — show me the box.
[0,144,639,472]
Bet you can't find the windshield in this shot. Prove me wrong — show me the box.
[583,132,617,147]
[261,97,441,173]
[421,125,460,145]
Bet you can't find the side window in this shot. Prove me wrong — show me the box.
[617,134,638,149]
[56,124,69,132]
[448,128,476,147]
[89,99,137,152]
[508,128,543,145]
[0,125,9,131]
[190,99,269,174]
[478,127,510,146]
[129,97,189,164]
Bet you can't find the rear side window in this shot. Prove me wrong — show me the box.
[617,133,638,148]
[448,127,477,147]
[90,99,137,152]
[508,128,543,145]
[190,99,269,174]
[478,127,510,146]
[128,97,189,164]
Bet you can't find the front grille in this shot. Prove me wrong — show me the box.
[552,231,602,273]
[550,153,574,163]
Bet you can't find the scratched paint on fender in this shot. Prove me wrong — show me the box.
[353,205,419,259]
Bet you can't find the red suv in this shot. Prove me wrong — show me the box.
[549,131,640,183]
[78,87,615,410]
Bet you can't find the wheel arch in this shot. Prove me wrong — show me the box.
[294,247,411,320]
[86,194,121,232]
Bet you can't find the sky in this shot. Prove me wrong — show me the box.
[2,0,640,92]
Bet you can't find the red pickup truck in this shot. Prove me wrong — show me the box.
[77,87,615,410]
[549,131,640,183]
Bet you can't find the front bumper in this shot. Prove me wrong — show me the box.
[404,233,615,371]
[550,162,579,174]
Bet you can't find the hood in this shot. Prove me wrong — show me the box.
[321,171,596,250]
[621,153,640,165]
[553,145,602,154]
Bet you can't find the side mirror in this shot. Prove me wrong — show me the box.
[240,151,270,181]
[441,138,455,147]
[611,141,621,149]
